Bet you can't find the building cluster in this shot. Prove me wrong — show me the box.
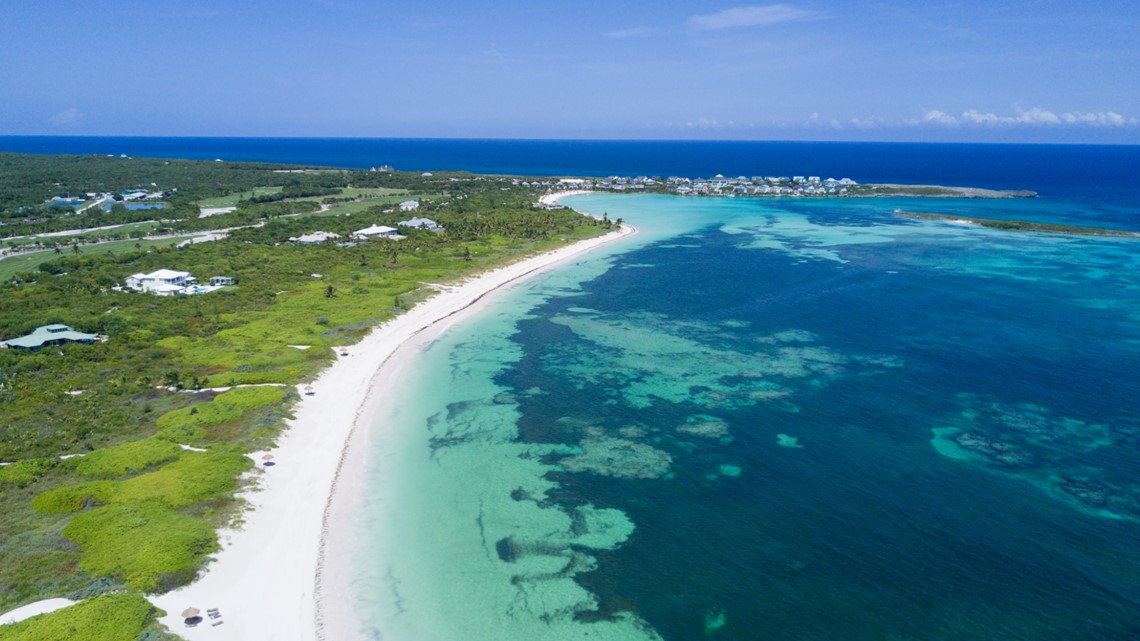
[289,217,441,246]
[668,174,858,196]
[533,175,860,199]
[46,187,168,208]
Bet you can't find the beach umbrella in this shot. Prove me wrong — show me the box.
[262,454,275,461]
[181,607,200,618]
[304,385,315,395]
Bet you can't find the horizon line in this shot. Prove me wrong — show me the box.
[1,134,1138,148]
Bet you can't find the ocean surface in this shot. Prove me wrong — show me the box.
[272,144,1136,640]
[2,136,1139,203]
[9,138,1140,639]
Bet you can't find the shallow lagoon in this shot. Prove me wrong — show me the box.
[348,192,1140,641]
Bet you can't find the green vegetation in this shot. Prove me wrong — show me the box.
[196,187,283,208]
[0,593,160,641]
[154,387,287,436]
[0,459,60,488]
[893,210,1140,237]
[0,236,199,282]
[74,439,182,479]
[0,222,162,251]
[0,152,614,637]
[63,504,217,592]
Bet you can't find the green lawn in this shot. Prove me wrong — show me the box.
[0,222,164,250]
[317,196,407,217]
[196,187,283,208]
[338,187,408,198]
[0,236,199,281]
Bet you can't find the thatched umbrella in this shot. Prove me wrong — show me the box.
[261,454,275,461]
[181,607,200,619]
[303,385,315,395]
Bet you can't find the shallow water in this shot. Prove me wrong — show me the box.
[348,192,1140,641]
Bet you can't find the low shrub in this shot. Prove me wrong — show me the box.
[153,424,207,444]
[33,450,249,514]
[61,504,217,592]
[114,450,249,508]
[31,481,117,514]
[155,386,287,434]
[0,592,157,641]
[0,458,59,487]
[74,439,182,479]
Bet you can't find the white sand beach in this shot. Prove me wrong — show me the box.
[150,218,634,641]
[540,189,592,205]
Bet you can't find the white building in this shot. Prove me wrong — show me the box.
[125,269,195,293]
[353,224,401,239]
[398,200,420,211]
[290,231,341,245]
[397,217,439,231]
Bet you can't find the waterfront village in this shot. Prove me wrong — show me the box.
[521,174,860,199]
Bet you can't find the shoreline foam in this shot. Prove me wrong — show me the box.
[150,215,635,640]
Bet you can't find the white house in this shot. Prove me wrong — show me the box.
[397,217,439,231]
[353,224,401,239]
[125,269,195,293]
[290,231,341,245]
[398,200,420,212]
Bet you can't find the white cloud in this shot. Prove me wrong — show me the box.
[919,110,959,126]
[804,113,864,129]
[1061,111,1136,127]
[689,4,817,30]
[959,110,998,125]
[1015,107,1061,125]
[49,107,83,127]
[917,107,1137,128]
[603,26,657,39]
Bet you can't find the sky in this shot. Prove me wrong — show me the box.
[2,0,1138,143]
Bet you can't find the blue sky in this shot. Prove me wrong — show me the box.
[2,1,1138,142]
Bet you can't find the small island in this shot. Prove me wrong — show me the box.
[893,210,1140,237]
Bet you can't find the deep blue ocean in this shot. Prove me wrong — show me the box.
[2,136,1139,206]
[6,137,1138,639]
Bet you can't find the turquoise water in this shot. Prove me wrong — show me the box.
[346,193,1140,640]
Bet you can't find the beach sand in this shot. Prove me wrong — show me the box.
[540,189,593,205]
[150,218,634,641]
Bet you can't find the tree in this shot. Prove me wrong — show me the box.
[324,284,337,298]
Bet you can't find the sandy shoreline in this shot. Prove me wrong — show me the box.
[540,189,592,205]
[150,215,634,640]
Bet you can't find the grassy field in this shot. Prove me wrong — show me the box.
[196,187,283,208]
[0,236,200,281]
[338,187,408,198]
[0,222,164,250]
[318,195,431,217]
